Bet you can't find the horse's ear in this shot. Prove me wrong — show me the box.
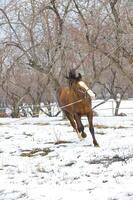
[69,69,76,79]
[77,73,82,80]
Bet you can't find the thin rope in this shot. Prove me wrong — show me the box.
[59,99,83,109]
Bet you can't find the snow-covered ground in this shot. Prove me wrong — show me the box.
[0,100,133,200]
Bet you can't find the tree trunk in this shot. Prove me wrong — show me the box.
[11,107,20,118]
[32,105,40,117]
[114,100,121,116]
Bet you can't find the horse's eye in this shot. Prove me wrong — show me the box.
[79,87,86,93]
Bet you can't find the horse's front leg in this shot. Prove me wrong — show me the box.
[74,114,87,140]
[87,111,99,147]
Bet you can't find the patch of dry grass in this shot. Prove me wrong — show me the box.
[54,140,73,145]
[94,124,126,129]
[20,148,52,157]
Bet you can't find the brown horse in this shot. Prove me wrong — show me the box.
[56,69,99,147]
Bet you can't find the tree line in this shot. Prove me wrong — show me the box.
[0,0,133,117]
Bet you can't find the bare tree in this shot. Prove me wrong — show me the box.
[98,69,129,115]
[0,0,133,114]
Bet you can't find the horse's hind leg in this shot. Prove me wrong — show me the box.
[64,111,83,140]
[87,111,99,147]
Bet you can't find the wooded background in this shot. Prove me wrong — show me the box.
[0,0,133,117]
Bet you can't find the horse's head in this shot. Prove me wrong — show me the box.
[66,69,95,100]
[78,81,95,100]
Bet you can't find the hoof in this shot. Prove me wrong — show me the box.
[81,132,87,138]
[94,143,100,147]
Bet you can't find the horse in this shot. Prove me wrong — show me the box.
[56,69,99,147]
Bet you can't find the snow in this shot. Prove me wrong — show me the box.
[0,100,133,200]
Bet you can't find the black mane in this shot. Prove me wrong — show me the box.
[67,69,82,81]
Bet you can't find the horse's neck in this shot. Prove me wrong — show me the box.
[70,86,81,100]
